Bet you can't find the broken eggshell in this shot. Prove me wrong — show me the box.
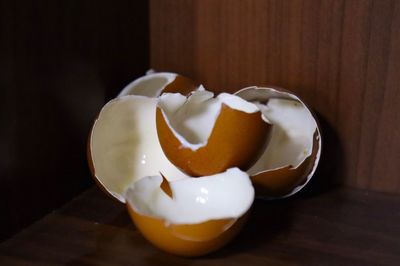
[89,95,192,202]
[88,72,198,202]
[125,167,254,257]
[118,72,197,97]
[235,86,322,198]
[88,74,256,256]
[88,72,321,257]
[156,90,272,176]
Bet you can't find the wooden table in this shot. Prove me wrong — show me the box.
[1,186,399,265]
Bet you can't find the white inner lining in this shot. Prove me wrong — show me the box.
[248,98,317,174]
[118,73,177,97]
[125,168,254,224]
[90,95,190,202]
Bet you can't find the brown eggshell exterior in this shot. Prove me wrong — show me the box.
[127,204,249,257]
[163,75,198,95]
[251,130,320,197]
[156,104,271,176]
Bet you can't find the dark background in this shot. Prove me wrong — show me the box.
[0,0,149,240]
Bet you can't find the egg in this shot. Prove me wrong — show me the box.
[156,90,272,176]
[235,86,322,198]
[88,72,198,202]
[88,72,322,257]
[88,95,190,202]
[125,168,254,257]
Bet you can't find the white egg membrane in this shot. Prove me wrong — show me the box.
[157,90,262,151]
[90,95,190,202]
[236,87,318,174]
[118,72,177,97]
[126,168,255,224]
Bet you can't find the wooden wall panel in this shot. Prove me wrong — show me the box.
[371,1,400,191]
[338,0,371,188]
[150,0,400,193]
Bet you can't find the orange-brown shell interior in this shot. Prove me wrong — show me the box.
[156,104,271,177]
[251,130,320,197]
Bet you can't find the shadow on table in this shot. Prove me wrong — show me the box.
[203,198,294,259]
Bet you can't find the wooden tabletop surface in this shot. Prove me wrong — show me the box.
[1,186,399,265]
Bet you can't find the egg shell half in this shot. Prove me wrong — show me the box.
[125,168,254,256]
[235,86,322,198]
[156,92,272,176]
[88,72,199,202]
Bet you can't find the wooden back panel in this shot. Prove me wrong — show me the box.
[150,0,400,193]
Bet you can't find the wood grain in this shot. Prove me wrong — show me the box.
[150,0,400,193]
[1,186,400,265]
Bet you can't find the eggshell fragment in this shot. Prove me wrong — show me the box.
[125,168,254,256]
[89,95,190,202]
[235,87,322,198]
[118,72,197,97]
[156,90,272,176]
[88,72,199,202]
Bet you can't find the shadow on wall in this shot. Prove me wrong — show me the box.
[0,0,149,241]
[299,111,346,197]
